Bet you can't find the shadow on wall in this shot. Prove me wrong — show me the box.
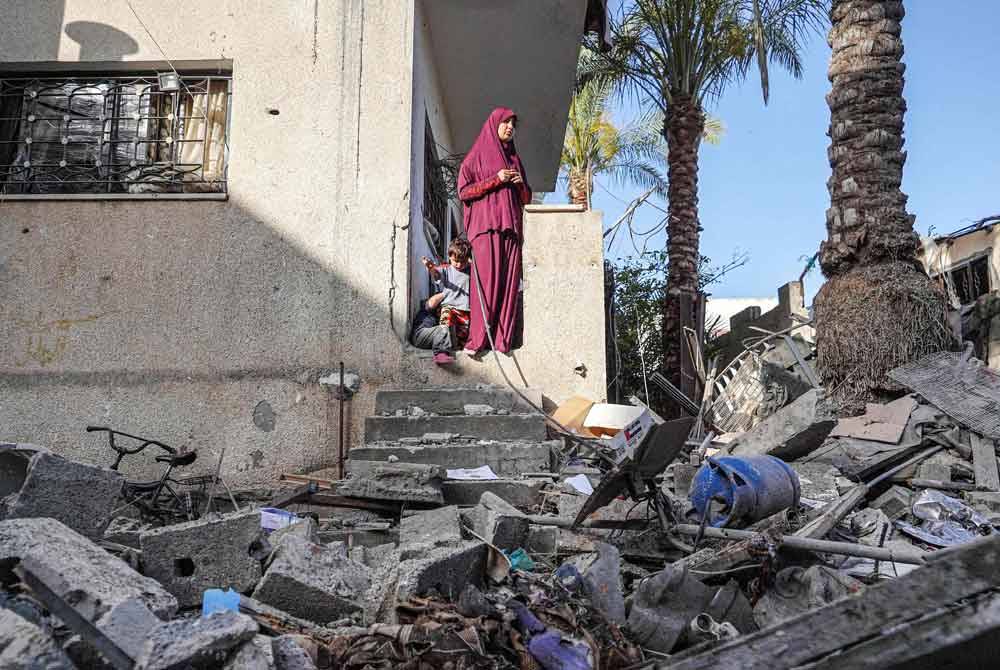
[64,21,139,61]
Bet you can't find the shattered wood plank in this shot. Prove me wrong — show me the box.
[971,434,1000,492]
[889,351,1000,440]
[664,534,1000,670]
[828,395,916,444]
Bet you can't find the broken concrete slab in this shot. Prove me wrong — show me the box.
[1,451,124,540]
[466,491,529,551]
[374,386,542,416]
[399,506,462,559]
[729,389,837,460]
[753,565,864,629]
[0,517,177,619]
[396,541,487,602]
[0,608,76,670]
[224,635,276,670]
[348,441,557,477]
[252,535,370,626]
[94,597,162,661]
[267,517,320,546]
[140,509,263,609]
[135,610,257,670]
[103,516,150,549]
[365,413,547,443]
[352,543,400,625]
[272,635,317,670]
[829,395,917,444]
[790,462,842,505]
[337,462,444,504]
[870,484,914,521]
[965,491,1000,515]
[442,478,546,507]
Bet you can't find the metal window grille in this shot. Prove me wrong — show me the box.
[0,73,231,197]
[423,118,449,259]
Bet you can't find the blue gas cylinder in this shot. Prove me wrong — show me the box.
[688,455,800,528]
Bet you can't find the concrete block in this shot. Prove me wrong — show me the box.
[140,510,263,609]
[353,543,400,625]
[0,517,177,619]
[348,441,556,477]
[730,389,837,460]
[0,608,76,670]
[870,485,914,521]
[466,491,529,551]
[252,535,370,625]
[2,451,124,540]
[442,479,546,507]
[136,610,258,670]
[918,462,951,483]
[375,386,542,416]
[464,404,495,416]
[364,414,547,443]
[400,506,462,559]
[272,635,317,670]
[338,462,444,504]
[966,491,1000,515]
[792,462,842,504]
[224,635,276,670]
[397,541,488,601]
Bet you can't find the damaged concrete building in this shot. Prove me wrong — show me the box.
[0,0,610,487]
[921,215,1000,367]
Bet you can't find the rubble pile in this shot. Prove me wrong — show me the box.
[5,357,1000,668]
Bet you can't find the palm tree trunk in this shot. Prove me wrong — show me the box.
[661,96,705,394]
[568,168,590,208]
[814,0,951,405]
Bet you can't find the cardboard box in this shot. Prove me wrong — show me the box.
[550,396,599,438]
[603,407,654,463]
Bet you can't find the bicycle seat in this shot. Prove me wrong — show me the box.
[155,451,198,467]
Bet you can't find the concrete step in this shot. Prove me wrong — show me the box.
[374,386,543,416]
[364,413,547,443]
[348,440,558,477]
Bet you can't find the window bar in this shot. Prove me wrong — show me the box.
[201,76,210,184]
[170,87,180,185]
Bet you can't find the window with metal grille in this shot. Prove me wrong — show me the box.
[0,72,230,198]
[423,118,449,259]
[948,254,992,305]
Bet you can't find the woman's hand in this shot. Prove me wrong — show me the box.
[497,169,517,183]
[510,172,523,184]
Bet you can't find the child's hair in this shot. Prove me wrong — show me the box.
[448,237,472,263]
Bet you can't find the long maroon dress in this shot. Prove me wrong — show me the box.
[458,108,532,353]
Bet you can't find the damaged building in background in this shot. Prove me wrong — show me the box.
[921,214,1000,367]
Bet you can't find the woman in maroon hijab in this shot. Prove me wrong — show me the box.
[458,107,532,354]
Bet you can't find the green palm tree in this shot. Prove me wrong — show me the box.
[582,0,827,392]
[560,78,668,209]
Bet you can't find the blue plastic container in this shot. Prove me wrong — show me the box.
[202,588,240,618]
[688,455,800,528]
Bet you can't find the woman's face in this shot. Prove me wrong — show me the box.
[497,117,516,142]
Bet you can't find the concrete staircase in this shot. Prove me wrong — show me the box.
[350,386,559,477]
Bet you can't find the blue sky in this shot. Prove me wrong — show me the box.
[585,2,999,306]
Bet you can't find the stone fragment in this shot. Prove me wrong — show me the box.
[1,451,124,539]
[729,389,837,460]
[466,491,529,551]
[352,543,400,625]
[753,565,864,629]
[272,635,317,670]
[0,517,177,619]
[396,541,487,601]
[399,506,462,559]
[464,404,495,416]
[224,635,276,670]
[918,462,951,483]
[421,433,458,443]
[0,608,75,670]
[98,597,162,659]
[252,535,370,625]
[140,510,264,609]
[562,542,625,624]
[870,485,914,521]
[791,462,842,504]
[135,610,257,670]
[338,462,444,504]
